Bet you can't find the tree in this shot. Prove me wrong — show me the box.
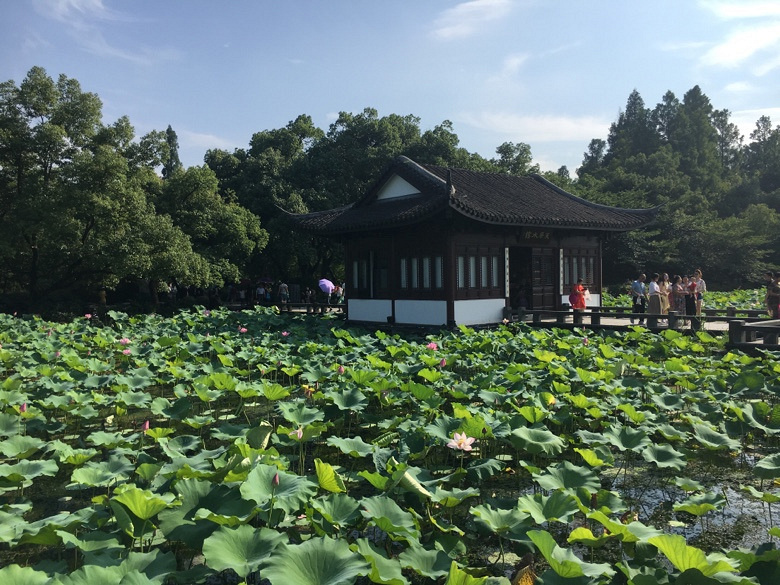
[162,125,182,179]
[492,141,540,175]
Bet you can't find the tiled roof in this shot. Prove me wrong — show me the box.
[287,156,658,235]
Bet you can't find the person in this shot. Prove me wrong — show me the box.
[765,270,780,318]
[569,278,587,310]
[647,273,662,315]
[692,269,706,316]
[672,275,686,321]
[630,273,646,324]
[659,273,671,315]
[278,281,289,304]
[684,275,696,319]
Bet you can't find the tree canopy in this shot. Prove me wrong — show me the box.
[2,67,778,310]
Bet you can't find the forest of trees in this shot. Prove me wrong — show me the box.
[1,67,779,311]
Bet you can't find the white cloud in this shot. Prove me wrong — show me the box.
[179,129,238,151]
[730,107,780,139]
[700,22,780,68]
[32,0,178,65]
[460,111,611,142]
[700,0,780,20]
[431,0,513,40]
[724,81,753,92]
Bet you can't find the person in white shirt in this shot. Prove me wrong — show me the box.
[693,269,706,316]
[648,272,662,315]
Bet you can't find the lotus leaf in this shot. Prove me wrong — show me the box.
[262,536,370,585]
[202,525,286,578]
[398,544,453,578]
[507,426,565,456]
[0,564,51,585]
[648,534,738,576]
[517,491,580,524]
[352,537,409,585]
[241,464,317,514]
[641,443,687,470]
[528,529,615,578]
[533,461,600,493]
[360,495,421,542]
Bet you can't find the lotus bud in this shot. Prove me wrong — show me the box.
[439,358,447,368]
[142,420,150,431]
[273,472,280,486]
[337,365,345,375]
[20,402,27,413]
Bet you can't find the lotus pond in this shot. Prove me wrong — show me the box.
[1,306,780,585]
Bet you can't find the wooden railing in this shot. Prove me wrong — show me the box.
[728,320,780,350]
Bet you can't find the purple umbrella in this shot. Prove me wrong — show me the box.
[318,279,335,294]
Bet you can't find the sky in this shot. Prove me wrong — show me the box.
[3,0,780,174]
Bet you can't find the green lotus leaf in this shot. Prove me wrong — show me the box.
[507,426,565,456]
[330,388,368,412]
[755,453,780,479]
[261,382,290,401]
[470,504,531,540]
[691,424,741,451]
[115,390,152,408]
[0,435,46,459]
[360,495,421,542]
[0,564,51,585]
[398,544,453,578]
[57,529,123,552]
[533,461,600,493]
[648,534,738,576]
[641,443,687,470]
[348,369,379,385]
[740,484,780,503]
[315,458,346,493]
[0,413,21,437]
[424,416,461,442]
[112,486,176,520]
[310,493,361,528]
[49,564,125,584]
[277,400,325,426]
[159,479,253,549]
[358,470,389,491]
[352,538,409,585]
[517,491,580,524]
[465,458,504,482]
[603,424,650,452]
[241,464,318,514]
[70,454,133,488]
[327,435,375,458]
[0,510,27,544]
[404,381,436,400]
[443,561,487,585]
[149,396,191,420]
[431,486,480,508]
[262,536,370,585]
[574,446,613,468]
[567,526,614,548]
[674,492,727,517]
[87,430,136,449]
[528,529,615,578]
[202,525,286,578]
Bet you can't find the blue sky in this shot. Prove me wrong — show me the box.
[3,0,780,173]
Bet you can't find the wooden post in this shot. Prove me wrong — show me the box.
[591,311,601,326]
[729,320,746,346]
[573,309,584,325]
[668,311,678,330]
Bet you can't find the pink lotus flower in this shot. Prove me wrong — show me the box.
[447,432,476,451]
[426,342,438,351]
[272,472,280,486]
[439,358,447,368]
[119,338,131,345]
[583,337,589,346]
[55,351,60,357]
[20,403,27,413]
[337,365,345,375]
[281,331,290,337]
[239,327,248,334]
[122,349,131,355]
[203,310,211,316]
[142,420,150,431]
[85,313,92,319]
[290,427,304,440]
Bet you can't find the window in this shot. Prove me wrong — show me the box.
[400,258,408,289]
[468,256,476,288]
[491,255,500,288]
[435,256,443,289]
[422,257,431,289]
[457,256,465,288]
[411,258,419,289]
[352,260,359,290]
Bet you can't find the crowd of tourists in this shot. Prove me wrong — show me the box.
[627,270,707,325]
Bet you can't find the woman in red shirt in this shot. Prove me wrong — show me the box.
[569,278,587,310]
